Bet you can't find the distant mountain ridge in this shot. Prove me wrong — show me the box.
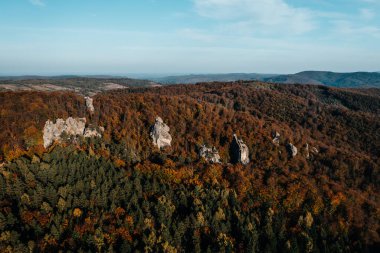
[264,71,380,88]
[152,71,380,88]
[0,76,159,95]
[151,73,277,84]
[1,71,380,88]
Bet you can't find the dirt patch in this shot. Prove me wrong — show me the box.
[103,83,128,90]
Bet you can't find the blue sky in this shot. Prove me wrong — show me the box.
[0,0,379,75]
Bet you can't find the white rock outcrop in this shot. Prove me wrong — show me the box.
[272,131,280,146]
[199,145,221,163]
[287,143,298,157]
[150,117,172,149]
[311,146,319,154]
[304,143,319,159]
[305,143,310,159]
[230,134,250,165]
[43,117,102,148]
[43,117,86,148]
[84,128,102,138]
[85,96,95,113]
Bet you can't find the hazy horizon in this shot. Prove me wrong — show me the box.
[1,70,380,79]
[1,0,379,74]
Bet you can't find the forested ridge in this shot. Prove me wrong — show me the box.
[0,81,379,252]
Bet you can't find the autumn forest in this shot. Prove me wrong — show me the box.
[0,81,379,252]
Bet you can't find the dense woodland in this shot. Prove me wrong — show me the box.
[0,81,379,252]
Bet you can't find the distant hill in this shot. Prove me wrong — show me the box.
[2,71,380,92]
[151,73,276,84]
[152,71,380,88]
[0,76,159,95]
[264,71,380,88]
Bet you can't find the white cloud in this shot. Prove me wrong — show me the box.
[193,0,315,34]
[359,8,375,20]
[333,20,380,38]
[29,0,45,6]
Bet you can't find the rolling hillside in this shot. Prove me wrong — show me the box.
[264,71,380,88]
[152,71,380,88]
[0,82,379,252]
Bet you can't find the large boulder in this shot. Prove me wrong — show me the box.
[43,117,86,148]
[304,143,310,159]
[311,146,319,154]
[272,131,280,146]
[287,143,298,157]
[150,117,172,149]
[85,96,95,113]
[199,145,221,163]
[230,134,250,165]
[304,143,319,159]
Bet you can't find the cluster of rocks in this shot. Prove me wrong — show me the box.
[43,117,102,148]
[199,145,221,163]
[305,144,319,159]
[286,142,318,159]
[149,116,251,165]
[199,135,250,165]
[272,131,318,159]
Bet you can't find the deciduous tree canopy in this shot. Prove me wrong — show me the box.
[0,81,379,252]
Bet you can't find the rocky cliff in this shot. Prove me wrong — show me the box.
[150,117,172,149]
[287,143,298,157]
[272,131,280,146]
[85,96,95,113]
[43,117,102,148]
[199,145,221,163]
[43,117,86,148]
[230,134,250,165]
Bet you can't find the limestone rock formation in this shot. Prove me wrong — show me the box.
[84,128,102,138]
[43,117,86,148]
[43,117,103,148]
[304,143,319,159]
[311,146,319,154]
[305,143,310,159]
[230,134,250,165]
[287,143,298,157]
[150,117,172,149]
[199,145,221,163]
[272,131,280,146]
[85,96,95,113]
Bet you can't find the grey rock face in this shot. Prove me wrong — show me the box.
[150,117,172,149]
[43,117,86,148]
[272,131,280,146]
[305,143,310,159]
[230,134,250,165]
[199,145,221,163]
[84,128,102,138]
[43,117,103,148]
[85,97,95,113]
[287,143,298,157]
[304,143,319,159]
